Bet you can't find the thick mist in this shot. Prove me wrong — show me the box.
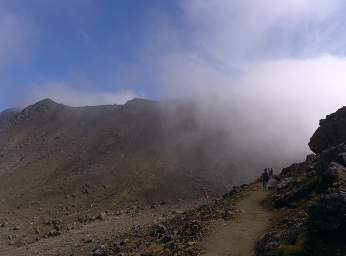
[160,56,346,173]
[152,0,346,176]
[12,0,346,178]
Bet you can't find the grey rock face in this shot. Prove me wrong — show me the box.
[307,192,346,232]
[309,106,346,155]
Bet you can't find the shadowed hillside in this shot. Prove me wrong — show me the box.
[0,98,242,224]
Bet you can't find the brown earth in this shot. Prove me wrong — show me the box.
[0,98,244,252]
[75,183,273,256]
[202,185,272,256]
[0,200,203,256]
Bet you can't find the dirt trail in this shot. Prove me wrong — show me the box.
[203,185,272,256]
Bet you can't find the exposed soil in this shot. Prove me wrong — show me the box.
[203,185,272,256]
[0,181,274,256]
[76,184,272,256]
[0,200,202,256]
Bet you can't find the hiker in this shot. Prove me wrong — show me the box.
[261,169,270,190]
[269,168,274,179]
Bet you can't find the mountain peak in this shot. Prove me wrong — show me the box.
[0,107,20,115]
[122,98,157,112]
[34,98,60,107]
[16,98,64,121]
[27,98,62,111]
[0,108,20,124]
[124,98,155,105]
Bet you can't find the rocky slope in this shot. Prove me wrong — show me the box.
[82,105,346,256]
[89,185,248,256]
[257,106,346,256]
[0,98,242,249]
[5,99,346,255]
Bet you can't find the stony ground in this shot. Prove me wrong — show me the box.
[0,200,204,256]
[85,183,275,256]
[0,183,277,256]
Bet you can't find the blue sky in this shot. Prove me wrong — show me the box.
[0,0,183,109]
[2,0,346,114]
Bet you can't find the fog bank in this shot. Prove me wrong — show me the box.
[17,0,346,174]
[154,0,346,172]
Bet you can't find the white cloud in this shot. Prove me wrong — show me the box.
[149,1,346,169]
[230,55,346,151]
[28,82,138,107]
[181,0,343,65]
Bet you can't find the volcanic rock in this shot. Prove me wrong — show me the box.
[309,106,346,155]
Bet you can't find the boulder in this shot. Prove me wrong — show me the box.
[91,246,107,256]
[309,106,346,155]
[306,192,346,232]
[320,143,346,169]
[256,215,308,256]
[305,161,346,233]
[96,212,107,221]
[267,178,278,190]
[273,177,319,208]
[326,161,346,180]
[46,229,62,237]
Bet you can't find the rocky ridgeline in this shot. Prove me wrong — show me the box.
[257,107,346,256]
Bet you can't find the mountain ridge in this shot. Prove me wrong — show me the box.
[0,97,241,248]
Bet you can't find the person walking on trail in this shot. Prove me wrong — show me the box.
[261,169,270,190]
[269,168,274,179]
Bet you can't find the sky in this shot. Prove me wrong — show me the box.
[0,0,181,108]
[1,1,346,107]
[2,0,346,160]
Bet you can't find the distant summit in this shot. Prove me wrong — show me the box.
[0,97,239,236]
[124,98,156,106]
[34,98,60,106]
[16,98,64,121]
[27,98,62,109]
[0,107,20,117]
[0,107,20,125]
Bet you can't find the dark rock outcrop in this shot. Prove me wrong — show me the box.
[256,214,309,256]
[271,155,320,208]
[306,160,346,233]
[258,106,346,256]
[309,106,346,155]
[307,192,346,233]
[320,143,346,168]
